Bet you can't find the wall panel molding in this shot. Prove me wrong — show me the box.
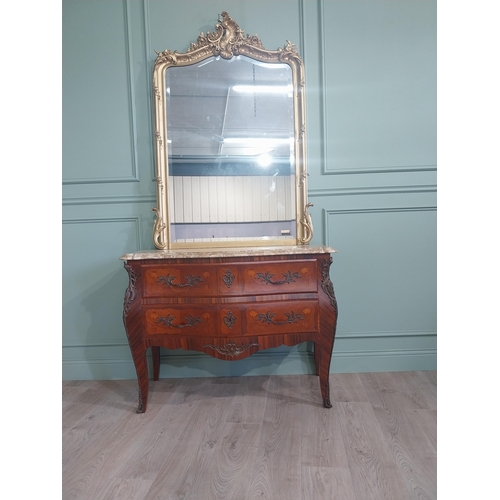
[142,0,156,181]
[63,194,156,206]
[331,349,436,373]
[325,206,437,215]
[63,0,140,185]
[62,216,140,225]
[336,330,436,339]
[309,184,436,198]
[322,165,437,176]
[63,341,130,348]
[298,0,306,64]
[318,0,327,177]
[123,0,140,184]
[323,206,437,246]
[62,216,141,255]
[63,175,140,185]
[317,0,436,176]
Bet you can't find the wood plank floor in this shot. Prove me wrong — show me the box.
[62,371,436,499]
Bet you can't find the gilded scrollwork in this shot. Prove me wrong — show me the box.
[154,130,163,148]
[156,176,164,196]
[299,203,314,244]
[283,40,299,54]
[298,171,307,189]
[152,74,161,103]
[277,40,302,65]
[188,11,264,59]
[154,49,179,65]
[298,124,306,143]
[152,207,167,249]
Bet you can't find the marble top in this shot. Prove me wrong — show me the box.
[120,245,336,261]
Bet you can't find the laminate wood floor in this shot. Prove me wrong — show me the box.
[62,371,436,500]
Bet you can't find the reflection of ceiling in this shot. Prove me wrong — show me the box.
[166,55,294,157]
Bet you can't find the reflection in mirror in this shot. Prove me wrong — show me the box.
[151,11,313,249]
[166,56,296,244]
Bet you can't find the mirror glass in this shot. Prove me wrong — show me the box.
[166,56,296,244]
[151,12,313,249]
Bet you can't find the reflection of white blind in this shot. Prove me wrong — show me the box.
[169,176,295,223]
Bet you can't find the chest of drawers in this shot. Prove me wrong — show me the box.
[121,246,338,413]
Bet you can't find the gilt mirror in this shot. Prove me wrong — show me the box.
[151,11,313,249]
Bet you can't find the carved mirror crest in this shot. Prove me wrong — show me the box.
[152,11,313,249]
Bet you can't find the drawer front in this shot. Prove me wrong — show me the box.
[144,265,216,297]
[146,306,243,336]
[145,307,216,335]
[142,259,318,298]
[240,260,317,295]
[244,300,319,335]
[144,301,318,337]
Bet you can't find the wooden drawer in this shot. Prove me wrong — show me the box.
[244,299,319,335]
[143,259,317,298]
[143,265,216,297]
[217,260,318,296]
[144,300,318,337]
[145,306,216,335]
[241,260,317,295]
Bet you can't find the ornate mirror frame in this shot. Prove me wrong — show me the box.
[151,11,313,249]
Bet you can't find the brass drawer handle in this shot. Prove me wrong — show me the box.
[255,270,301,285]
[256,310,304,325]
[157,273,203,288]
[156,314,202,328]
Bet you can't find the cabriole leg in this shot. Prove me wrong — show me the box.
[318,345,333,408]
[132,348,149,413]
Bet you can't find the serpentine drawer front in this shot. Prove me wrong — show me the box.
[121,246,338,413]
[143,259,317,298]
[144,300,319,337]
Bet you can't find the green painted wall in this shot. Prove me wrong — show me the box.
[62,0,436,380]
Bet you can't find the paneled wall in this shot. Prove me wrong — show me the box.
[62,0,436,379]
